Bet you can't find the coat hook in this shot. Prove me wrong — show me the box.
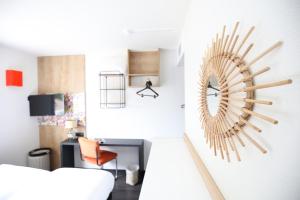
[136,81,159,98]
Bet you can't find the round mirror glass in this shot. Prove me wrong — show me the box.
[207,75,220,116]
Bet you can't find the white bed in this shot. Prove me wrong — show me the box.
[0,164,114,200]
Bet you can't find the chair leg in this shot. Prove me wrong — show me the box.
[115,158,118,179]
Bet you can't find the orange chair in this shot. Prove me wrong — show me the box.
[78,137,118,178]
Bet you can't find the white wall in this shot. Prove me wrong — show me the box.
[0,45,39,166]
[182,0,300,199]
[84,49,184,169]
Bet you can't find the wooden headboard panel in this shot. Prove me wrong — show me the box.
[38,55,85,170]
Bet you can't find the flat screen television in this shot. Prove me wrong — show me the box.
[28,94,64,116]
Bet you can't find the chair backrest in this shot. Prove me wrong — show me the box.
[78,137,99,158]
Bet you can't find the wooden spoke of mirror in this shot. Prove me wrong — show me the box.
[199,22,292,162]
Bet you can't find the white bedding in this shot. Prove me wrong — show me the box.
[0,164,114,200]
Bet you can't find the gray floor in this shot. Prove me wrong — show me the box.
[106,170,145,200]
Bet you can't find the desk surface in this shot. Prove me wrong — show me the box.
[61,138,145,170]
[62,138,144,146]
[139,138,210,200]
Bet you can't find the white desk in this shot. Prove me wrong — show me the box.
[139,138,211,200]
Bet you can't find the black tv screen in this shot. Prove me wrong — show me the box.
[28,94,64,116]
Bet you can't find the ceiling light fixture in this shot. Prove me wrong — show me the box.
[122,28,177,35]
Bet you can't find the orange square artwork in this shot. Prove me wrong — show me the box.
[6,70,23,87]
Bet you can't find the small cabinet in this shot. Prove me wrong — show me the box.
[128,50,160,87]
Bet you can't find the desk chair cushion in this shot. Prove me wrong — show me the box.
[79,137,118,166]
[78,137,99,158]
[84,150,117,165]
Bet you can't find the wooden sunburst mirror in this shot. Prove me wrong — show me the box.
[199,22,292,162]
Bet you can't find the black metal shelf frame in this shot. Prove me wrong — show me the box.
[99,72,126,108]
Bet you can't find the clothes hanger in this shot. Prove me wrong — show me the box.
[136,80,159,98]
[207,92,219,97]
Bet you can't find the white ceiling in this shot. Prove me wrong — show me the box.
[0,0,190,55]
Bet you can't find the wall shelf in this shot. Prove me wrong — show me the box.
[128,50,160,87]
[128,73,159,76]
